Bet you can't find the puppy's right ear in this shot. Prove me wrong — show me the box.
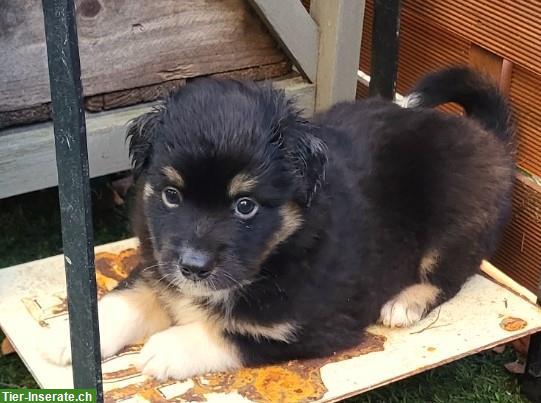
[126,108,162,180]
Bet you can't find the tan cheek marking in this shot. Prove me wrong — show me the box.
[260,202,303,262]
[143,182,154,201]
[228,173,258,198]
[162,166,184,188]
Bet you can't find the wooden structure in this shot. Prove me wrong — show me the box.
[0,0,362,199]
[1,0,541,401]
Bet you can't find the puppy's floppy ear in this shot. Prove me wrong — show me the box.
[281,120,328,206]
[126,108,163,180]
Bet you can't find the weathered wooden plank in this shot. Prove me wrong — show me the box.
[247,0,319,83]
[0,77,315,199]
[0,104,52,130]
[311,0,365,111]
[84,79,187,113]
[0,62,292,129]
[85,62,292,113]
[0,0,286,113]
[208,61,292,81]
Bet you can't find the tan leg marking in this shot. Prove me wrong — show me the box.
[420,249,439,281]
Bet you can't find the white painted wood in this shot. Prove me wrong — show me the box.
[0,77,315,199]
[311,0,365,111]
[0,104,147,199]
[1,242,540,399]
[481,260,538,304]
[247,0,319,83]
[358,69,407,104]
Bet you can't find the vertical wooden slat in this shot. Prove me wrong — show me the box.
[311,0,365,110]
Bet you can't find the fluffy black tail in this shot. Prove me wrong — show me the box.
[403,67,513,143]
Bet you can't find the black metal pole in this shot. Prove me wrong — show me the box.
[369,0,401,100]
[41,0,103,398]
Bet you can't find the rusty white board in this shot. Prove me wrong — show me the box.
[0,238,540,402]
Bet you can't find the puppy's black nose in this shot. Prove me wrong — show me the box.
[179,248,213,280]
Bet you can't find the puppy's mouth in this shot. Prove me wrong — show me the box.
[158,261,248,296]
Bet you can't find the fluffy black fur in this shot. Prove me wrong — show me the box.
[124,67,514,369]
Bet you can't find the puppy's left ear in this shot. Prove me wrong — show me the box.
[126,108,163,180]
[283,121,328,206]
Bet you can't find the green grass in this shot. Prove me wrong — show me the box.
[0,178,529,401]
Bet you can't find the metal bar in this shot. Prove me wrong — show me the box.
[41,0,103,399]
[368,0,401,99]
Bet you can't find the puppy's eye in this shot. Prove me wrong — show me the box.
[162,187,181,208]
[234,197,259,219]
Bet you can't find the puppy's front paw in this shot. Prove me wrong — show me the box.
[40,319,72,366]
[137,323,241,381]
[379,283,440,328]
[137,327,192,381]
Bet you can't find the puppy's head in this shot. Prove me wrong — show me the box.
[128,79,326,295]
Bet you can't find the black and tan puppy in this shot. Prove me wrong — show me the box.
[44,68,514,381]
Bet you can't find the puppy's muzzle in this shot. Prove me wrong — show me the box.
[178,247,213,280]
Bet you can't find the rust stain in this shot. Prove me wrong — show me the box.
[426,346,436,352]
[180,333,385,402]
[103,366,139,381]
[95,250,139,297]
[119,248,140,273]
[499,317,528,332]
[50,299,67,315]
[104,379,165,402]
[103,332,385,402]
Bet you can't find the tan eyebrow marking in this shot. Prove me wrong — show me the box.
[228,173,258,197]
[162,166,184,188]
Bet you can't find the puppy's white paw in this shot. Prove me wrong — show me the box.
[137,327,188,381]
[379,297,426,328]
[137,323,241,381]
[40,318,72,366]
[379,283,441,328]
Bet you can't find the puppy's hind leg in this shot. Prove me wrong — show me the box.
[380,247,480,328]
[41,276,171,366]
